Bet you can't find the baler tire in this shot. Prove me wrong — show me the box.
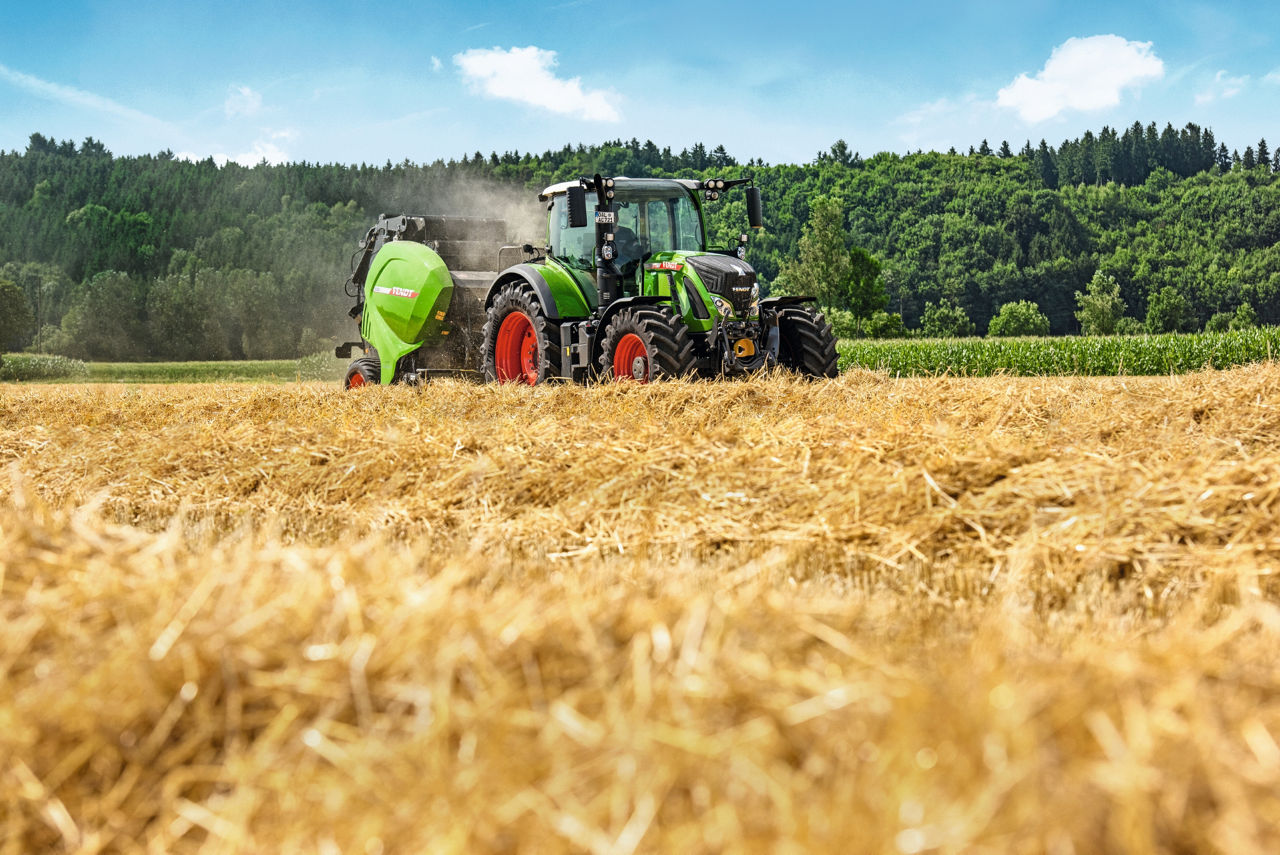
[597,305,696,382]
[776,305,838,378]
[343,357,381,389]
[481,281,560,384]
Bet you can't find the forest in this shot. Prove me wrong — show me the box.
[0,121,1278,360]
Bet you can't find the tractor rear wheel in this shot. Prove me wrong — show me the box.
[598,305,696,382]
[343,356,380,389]
[481,281,560,384]
[776,305,838,378]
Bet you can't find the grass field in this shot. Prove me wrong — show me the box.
[1,354,350,383]
[2,370,1279,853]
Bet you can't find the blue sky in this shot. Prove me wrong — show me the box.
[1,0,1277,166]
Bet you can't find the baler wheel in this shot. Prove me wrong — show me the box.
[343,357,380,389]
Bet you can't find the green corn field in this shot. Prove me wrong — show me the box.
[839,327,1280,376]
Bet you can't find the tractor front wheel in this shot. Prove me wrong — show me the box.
[598,305,696,382]
[775,305,838,378]
[481,281,560,384]
[343,356,380,389]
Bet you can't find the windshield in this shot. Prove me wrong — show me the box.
[548,183,704,271]
[612,187,704,255]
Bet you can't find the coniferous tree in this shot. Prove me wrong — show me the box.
[1036,140,1058,189]
[1217,143,1232,171]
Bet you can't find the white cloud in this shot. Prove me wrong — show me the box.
[997,35,1164,122]
[0,61,168,127]
[1263,68,1280,85]
[224,85,263,118]
[454,46,620,122]
[177,138,289,167]
[430,56,442,72]
[1195,70,1249,105]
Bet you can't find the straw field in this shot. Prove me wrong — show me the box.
[3,368,1279,854]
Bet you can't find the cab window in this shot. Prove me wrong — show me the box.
[548,196,594,269]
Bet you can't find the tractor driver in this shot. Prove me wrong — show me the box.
[613,225,644,283]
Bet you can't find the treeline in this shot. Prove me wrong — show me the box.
[0,124,1278,360]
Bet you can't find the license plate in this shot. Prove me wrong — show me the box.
[594,211,616,224]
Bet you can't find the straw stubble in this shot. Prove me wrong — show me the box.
[2,368,1278,853]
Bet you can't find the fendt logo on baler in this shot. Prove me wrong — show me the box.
[373,286,419,299]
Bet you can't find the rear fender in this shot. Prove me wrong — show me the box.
[759,296,817,312]
[485,264,586,320]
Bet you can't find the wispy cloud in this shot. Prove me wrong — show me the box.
[0,61,169,128]
[454,46,621,122]
[224,85,263,118]
[1195,70,1249,105]
[1263,68,1280,85]
[431,56,442,72]
[894,93,1006,152]
[996,35,1164,122]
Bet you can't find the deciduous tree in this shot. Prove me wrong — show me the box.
[1075,271,1127,335]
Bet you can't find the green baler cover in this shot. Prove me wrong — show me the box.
[361,242,454,384]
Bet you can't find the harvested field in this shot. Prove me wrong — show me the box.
[2,368,1279,853]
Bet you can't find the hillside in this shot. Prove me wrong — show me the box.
[1,124,1278,359]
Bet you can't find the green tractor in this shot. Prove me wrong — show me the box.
[336,174,837,386]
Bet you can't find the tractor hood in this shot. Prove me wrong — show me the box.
[684,254,758,318]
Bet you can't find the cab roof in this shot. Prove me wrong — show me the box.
[538,177,701,202]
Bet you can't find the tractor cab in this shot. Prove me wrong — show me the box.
[542,178,708,293]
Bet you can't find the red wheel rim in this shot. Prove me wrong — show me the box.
[347,372,367,389]
[495,312,538,384]
[613,333,650,382]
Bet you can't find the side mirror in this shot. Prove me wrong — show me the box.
[567,187,588,228]
[746,186,763,229]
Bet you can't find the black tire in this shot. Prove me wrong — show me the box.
[597,304,697,381]
[480,280,560,384]
[776,305,838,378]
[343,356,381,389]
